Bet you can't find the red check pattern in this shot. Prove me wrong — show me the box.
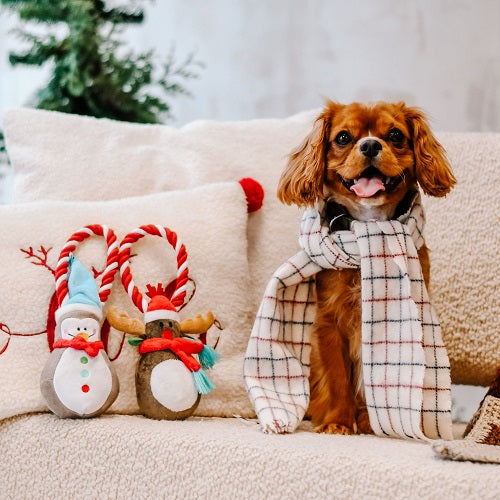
[244,192,453,439]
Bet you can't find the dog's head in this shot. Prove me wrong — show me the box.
[278,101,456,220]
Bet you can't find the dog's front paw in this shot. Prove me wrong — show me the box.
[314,422,354,435]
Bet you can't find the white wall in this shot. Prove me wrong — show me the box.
[1,0,499,131]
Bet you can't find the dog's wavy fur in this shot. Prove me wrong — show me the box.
[277,101,455,434]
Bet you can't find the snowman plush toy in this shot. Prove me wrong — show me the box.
[40,255,119,418]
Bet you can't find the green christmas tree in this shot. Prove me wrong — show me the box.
[1,0,201,123]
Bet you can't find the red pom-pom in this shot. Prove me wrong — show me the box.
[239,178,264,213]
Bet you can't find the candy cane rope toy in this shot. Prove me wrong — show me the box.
[118,225,189,314]
[55,224,119,307]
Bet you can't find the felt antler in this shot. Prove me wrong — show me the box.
[179,311,215,335]
[107,306,146,336]
[181,311,220,372]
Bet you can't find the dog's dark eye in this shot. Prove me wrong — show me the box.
[335,131,352,146]
[388,128,404,143]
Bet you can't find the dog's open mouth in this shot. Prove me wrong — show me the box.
[339,166,404,198]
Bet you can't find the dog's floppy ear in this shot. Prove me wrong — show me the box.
[403,105,456,197]
[277,105,336,206]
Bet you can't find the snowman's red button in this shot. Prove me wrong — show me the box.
[81,384,90,393]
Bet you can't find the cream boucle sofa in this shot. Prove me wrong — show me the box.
[0,108,498,499]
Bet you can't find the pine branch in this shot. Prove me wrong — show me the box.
[102,6,144,24]
[9,35,65,66]
[2,0,69,23]
[1,0,203,124]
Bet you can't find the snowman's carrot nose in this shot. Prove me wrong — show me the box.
[76,333,89,341]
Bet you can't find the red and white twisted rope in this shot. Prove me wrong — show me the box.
[118,225,189,313]
[55,224,119,307]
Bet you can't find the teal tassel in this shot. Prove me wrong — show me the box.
[198,345,221,370]
[192,368,216,395]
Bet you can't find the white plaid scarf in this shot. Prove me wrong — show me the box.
[244,192,453,440]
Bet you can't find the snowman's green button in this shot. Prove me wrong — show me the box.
[80,356,88,364]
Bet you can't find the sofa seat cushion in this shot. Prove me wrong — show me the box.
[0,414,498,498]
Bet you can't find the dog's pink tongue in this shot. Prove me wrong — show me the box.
[350,177,385,198]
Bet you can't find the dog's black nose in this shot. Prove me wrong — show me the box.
[359,139,382,158]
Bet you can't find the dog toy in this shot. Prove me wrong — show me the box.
[108,224,219,420]
[432,368,500,463]
[40,225,120,418]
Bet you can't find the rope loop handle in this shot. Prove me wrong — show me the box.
[55,224,119,307]
[118,225,189,313]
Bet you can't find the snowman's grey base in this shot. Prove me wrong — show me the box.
[40,347,119,418]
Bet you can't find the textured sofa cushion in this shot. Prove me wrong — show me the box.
[0,414,498,498]
[422,133,500,386]
[3,108,499,385]
[0,182,255,420]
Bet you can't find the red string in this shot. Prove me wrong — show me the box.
[0,323,47,356]
[107,331,127,362]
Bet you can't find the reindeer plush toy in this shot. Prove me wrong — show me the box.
[107,290,218,420]
[110,224,220,420]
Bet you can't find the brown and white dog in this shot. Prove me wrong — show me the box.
[277,101,456,434]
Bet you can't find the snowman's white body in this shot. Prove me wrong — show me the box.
[48,316,115,416]
[52,348,113,415]
[149,358,198,412]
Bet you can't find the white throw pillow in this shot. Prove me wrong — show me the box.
[0,182,255,420]
[2,107,316,314]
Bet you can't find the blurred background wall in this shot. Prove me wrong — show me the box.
[1,0,499,130]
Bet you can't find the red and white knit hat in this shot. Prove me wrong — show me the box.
[144,295,180,324]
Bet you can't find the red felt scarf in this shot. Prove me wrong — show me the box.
[53,337,104,357]
[139,331,203,372]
